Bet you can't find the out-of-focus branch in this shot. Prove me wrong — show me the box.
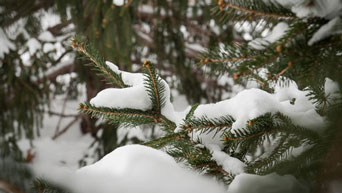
[47,20,72,36]
[0,179,26,193]
[41,63,77,84]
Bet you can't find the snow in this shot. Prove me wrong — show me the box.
[90,62,333,184]
[227,173,308,193]
[38,31,55,42]
[0,28,16,58]
[117,126,147,143]
[324,78,341,105]
[193,81,326,133]
[308,17,342,45]
[90,62,151,110]
[208,144,245,175]
[274,0,342,19]
[113,0,125,6]
[72,145,226,193]
[248,22,288,50]
[90,61,184,126]
[90,85,152,110]
[27,38,42,55]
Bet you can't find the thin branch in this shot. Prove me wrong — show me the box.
[218,1,296,19]
[143,61,161,112]
[52,115,81,140]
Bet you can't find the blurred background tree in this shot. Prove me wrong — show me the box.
[0,0,239,160]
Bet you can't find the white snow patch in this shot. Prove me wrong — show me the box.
[72,145,226,193]
[324,78,341,105]
[0,28,16,58]
[308,17,342,45]
[194,81,326,132]
[275,0,342,19]
[208,144,245,175]
[117,126,147,144]
[27,38,42,55]
[248,22,288,50]
[113,0,125,6]
[38,31,55,42]
[90,85,152,111]
[228,173,308,193]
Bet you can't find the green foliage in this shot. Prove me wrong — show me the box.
[1,0,342,192]
[76,1,342,191]
[142,61,166,114]
[79,102,157,127]
[72,37,128,88]
[213,0,297,24]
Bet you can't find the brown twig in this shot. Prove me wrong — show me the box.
[52,115,81,140]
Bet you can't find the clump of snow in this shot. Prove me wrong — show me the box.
[324,78,341,105]
[248,22,288,50]
[90,85,152,110]
[90,61,184,125]
[193,81,326,133]
[265,0,342,46]
[27,38,42,55]
[275,0,342,19]
[117,126,147,143]
[113,0,125,6]
[38,31,55,42]
[72,145,226,193]
[207,144,245,175]
[227,173,308,193]
[308,17,342,45]
[0,28,16,58]
[90,62,151,110]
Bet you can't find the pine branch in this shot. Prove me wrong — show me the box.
[33,178,69,193]
[182,115,235,136]
[71,37,127,88]
[213,0,297,24]
[142,61,166,114]
[79,103,176,131]
[79,103,157,127]
[166,137,234,183]
[143,131,187,149]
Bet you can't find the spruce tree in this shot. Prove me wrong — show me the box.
[76,0,342,192]
[0,0,341,192]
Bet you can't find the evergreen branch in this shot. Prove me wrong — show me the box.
[224,130,265,141]
[33,178,69,193]
[254,143,323,178]
[142,61,166,113]
[79,103,176,130]
[185,104,199,121]
[79,103,156,127]
[158,115,177,132]
[213,0,297,24]
[225,113,320,143]
[182,115,235,136]
[166,137,234,183]
[200,56,257,64]
[247,134,294,174]
[143,131,187,149]
[218,1,295,19]
[71,37,127,88]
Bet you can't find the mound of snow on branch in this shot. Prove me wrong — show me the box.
[90,61,183,125]
[193,81,326,133]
